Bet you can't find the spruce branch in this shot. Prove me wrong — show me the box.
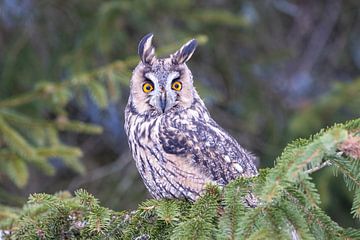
[0,119,359,239]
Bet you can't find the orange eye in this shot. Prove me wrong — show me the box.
[172,81,182,91]
[143,82,154,93]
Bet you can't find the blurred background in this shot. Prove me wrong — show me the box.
[0,0,359,228]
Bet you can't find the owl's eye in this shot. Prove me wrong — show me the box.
[143,82,154,93]
[171,80,182,91]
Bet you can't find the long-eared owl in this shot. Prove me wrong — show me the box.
[125,33,258,201]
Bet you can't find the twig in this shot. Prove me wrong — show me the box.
[305,160,332,174]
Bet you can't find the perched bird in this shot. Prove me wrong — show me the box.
[125,33,258,202]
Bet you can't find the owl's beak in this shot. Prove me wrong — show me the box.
[159,92,167,113]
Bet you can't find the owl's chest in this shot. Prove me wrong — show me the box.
[125,112,212,200]
[126,113,161,159]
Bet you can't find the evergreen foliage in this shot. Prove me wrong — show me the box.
[0,119,358,239]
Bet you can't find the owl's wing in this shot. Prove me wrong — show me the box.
[159,114,258,185]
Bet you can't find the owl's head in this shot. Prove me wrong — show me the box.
[129,33,197,114]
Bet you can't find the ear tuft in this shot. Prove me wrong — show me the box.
[171,39,198,64]
[138,33,156,64]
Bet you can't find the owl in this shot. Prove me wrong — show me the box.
[125,33,258,202]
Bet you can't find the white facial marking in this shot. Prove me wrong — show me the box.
[145,72,158,83]
[167,72,180,83]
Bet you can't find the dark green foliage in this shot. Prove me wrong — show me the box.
[171,186,220,240]
[289,80,360,138]
[4,190,125,240]
[0,119,359,239]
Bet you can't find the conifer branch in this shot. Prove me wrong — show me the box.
[0,118,359,239]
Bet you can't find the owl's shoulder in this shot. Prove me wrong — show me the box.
[159,101,258,183]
